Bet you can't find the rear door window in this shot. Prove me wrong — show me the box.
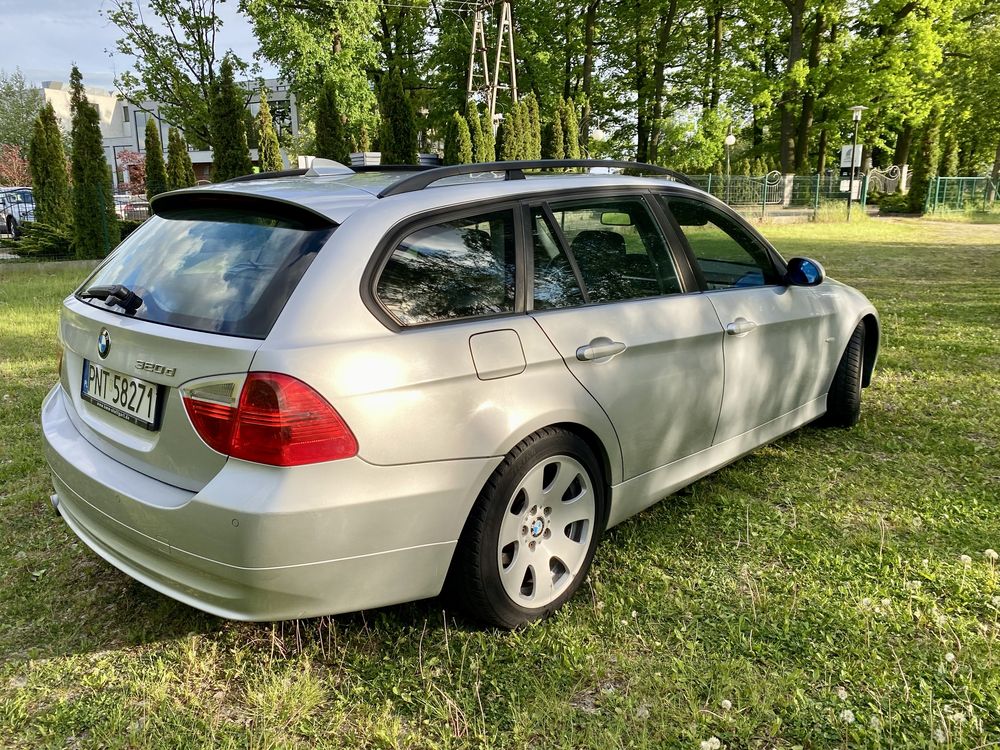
[78,205,334,338]
[376,209,516,325]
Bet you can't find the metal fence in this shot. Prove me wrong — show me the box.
[924,176,998,214]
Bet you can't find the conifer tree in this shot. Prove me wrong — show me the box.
[524,94,542,160]
[449,111,473,164]
[210,57,253,181]
[166,127,197,189]
[256,88,283,172]
[315,78,350,163]
[500,106,520,160]
[738,157,752,176]
[144,119,167,199]
[377,68,418,164]
[482,111,496,161]
[69,66,119,258]
[466,105,489,163]
[562,99,581,159]
[28,102,70,227]
[542,108,565,160]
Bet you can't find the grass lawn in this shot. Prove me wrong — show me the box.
[1,218,998,749]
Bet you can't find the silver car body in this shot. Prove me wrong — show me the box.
[42,169,879,620]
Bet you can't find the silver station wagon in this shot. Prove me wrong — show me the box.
[42,160,879,627]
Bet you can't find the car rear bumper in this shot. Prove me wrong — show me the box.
[42,385,499,621]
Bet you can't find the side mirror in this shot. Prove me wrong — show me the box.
[786,257,825,286]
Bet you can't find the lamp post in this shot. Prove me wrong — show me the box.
[846,106,867,220]
[724,133,736,204]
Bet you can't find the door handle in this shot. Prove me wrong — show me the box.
[576,337,627,361]
[725,317,758,336]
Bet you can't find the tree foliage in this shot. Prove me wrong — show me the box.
[69,67,120,259]
[255,89,284,171]
[377,67,418,164]
[144,119,168,199]
[444,111,473,165]
[0,68,43,153]
[166,127,197,189]
[314,78,350,163]
[28,103,70,224]
[107,0,249,149]
[210,57,253,181]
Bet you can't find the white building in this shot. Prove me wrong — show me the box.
[40,79,299,191]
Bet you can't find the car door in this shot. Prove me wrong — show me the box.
[659,194,830,443]
[527,193,725,480]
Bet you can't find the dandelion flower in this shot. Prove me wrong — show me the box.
[960,554,972,567]
[860,597,872,608]
[840,709,855,724]
[720,699,732,711]
[836,686,849,701]
[870,716,881,730]
[631,610,638,618]
[945,652,956,663]
[880,598,892,609]
[933,728,946,744]
[985,549,998,561]
[700,737,721,750]
[992,595,1000,607]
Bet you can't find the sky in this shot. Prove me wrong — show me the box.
[0,0,274,92]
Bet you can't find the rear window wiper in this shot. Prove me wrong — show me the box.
[79,284,144,313]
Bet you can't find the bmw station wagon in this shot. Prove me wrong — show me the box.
[41,160,879,627]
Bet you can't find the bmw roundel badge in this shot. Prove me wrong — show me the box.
[97,328,111,359]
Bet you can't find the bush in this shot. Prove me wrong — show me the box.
[2,220,74,258]
[877,192,914,215]
[120,219,146,240]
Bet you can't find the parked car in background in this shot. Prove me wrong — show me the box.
[1,187,35,237]
[42,160,879,628]
[113,196,151,221]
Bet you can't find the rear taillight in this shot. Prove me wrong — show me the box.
[183,373,357,466]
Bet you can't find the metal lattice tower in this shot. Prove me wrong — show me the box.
[488,1,518,127]
[465,5,493,103]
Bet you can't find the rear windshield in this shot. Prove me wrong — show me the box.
[78,206,335,338]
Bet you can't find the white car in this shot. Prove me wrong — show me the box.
[1,187,34,236]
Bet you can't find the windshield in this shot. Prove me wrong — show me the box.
[77,206,335,338]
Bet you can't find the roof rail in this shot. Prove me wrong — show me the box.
[377,159,693,198]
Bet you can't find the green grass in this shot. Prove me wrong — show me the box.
[2,218,999,748]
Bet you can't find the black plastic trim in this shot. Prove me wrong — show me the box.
[225,168,309,183]
[150,191,337,230]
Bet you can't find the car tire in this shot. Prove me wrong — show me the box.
[824,321,865,427]
[447,428,606,628]
[7,217,19,239]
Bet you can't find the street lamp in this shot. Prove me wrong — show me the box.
[846,105,867,220]
[724,133,736,203]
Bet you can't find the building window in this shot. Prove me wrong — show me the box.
[123,106,130,123]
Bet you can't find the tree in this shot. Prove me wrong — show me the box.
[542,109,565,160]
[28,103,70,225]
[562,99,581,159]
[116,150,146,195]
[144,119,168,199]
[0,68,43,153]
[908,109,942,213]
[107,0,249,149]
[256,89,284,171]
[524,93,542,160]
[466,105,489,163]
[69,66,120,258]
[443,111,473,165]
[210,57,253,181]
[166,127,197,189]
[377,67,418,164]
[0,145,31,187]
[314,78,350,163]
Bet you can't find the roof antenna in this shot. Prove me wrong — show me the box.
[305,158,355,177]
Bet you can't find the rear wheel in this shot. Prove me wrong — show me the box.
[447,428,606,628]
[824,322,865,427]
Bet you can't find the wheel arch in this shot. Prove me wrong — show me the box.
[859,313,879,387]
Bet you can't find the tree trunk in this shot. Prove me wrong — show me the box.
[648,0,677,163]
[816,124,828,174]
[709,7,723,110]
[989,141,1000,205]
[893,122,914,166]
[779,0,805,174]
[793,11,825,173]
[580,0,600,140]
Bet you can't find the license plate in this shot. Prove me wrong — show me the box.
[81,360,161,430]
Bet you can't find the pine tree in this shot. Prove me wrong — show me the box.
[28,102,70,227]
[210,57,253,181]
[482,111,496,161]
[738,157,752,176]
[466,105,489,163]
[144,119,167,199]
[315,78,350,164]
[256,88,283,172]
[69,66,119,258]
[377,68,418,165]
[909,110,942,213]
[166,127,197,190]
[524,94,542,160]
[542,108,565,160]
[454,112,473,163]
[940,135,959,177]
[562,99,581,159]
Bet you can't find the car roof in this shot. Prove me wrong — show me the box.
[155,169,701,225]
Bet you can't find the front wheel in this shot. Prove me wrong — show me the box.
[7,217,19,239]
[447,428,606,628]
[824,322,865,427]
